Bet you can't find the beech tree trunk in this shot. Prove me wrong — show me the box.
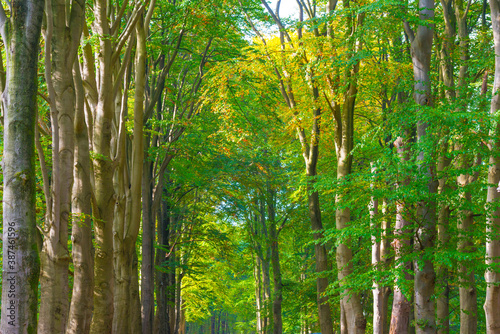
[254,254,263,334]
[156,189,176,334]
[333,49,366,334]
[370,168,390,334]
[0,1,44,333]
[261,251,271,334]
[66,60,94,334]
[390,137,412,334]
[268,188,283,334]
[38,0,84,332]
[485,0,500,331]
[112,11,146,333]
[89,1,116,331]
[142,141,155,334]
[249,3,335,331]
[403,0,437,331]
[307,164,334,334]
[457,165,478,334]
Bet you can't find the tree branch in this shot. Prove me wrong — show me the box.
[0,4,7,41]
[261,0,294,47]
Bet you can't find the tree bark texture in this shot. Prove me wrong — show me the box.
[307,175,335,334]
[112,12,146,333]
[38,0,84,332]
[485,0,500,332]
[390,137,413,334]
[333,58,366,334]
[406,0,437,331]
[0,1,44,333]
[89,1,115,331]
[66,59,94,334]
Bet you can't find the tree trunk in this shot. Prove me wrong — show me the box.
[334,64,366,334]
[89,1,116,331]
[390,138,412,334]
[405,0,437,331]
[156,190,176,334]
[142,50,166,334]
[142,144,155,334]
[156,202,168,334]
[436,204,450,334]
[0,1,44,332]
[38,0,84,332]
[131,252,143,333]
[370,168,390,334]
[484,0,500,332]
[268,189,283,334]
[261,245,271,334]
[112,13,146,333]
[371,188,383,334]
[308,184,335,334]
[457,193,478,334]
[254,254,263,334]
[66,58,94,334]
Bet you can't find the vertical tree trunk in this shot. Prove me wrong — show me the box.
[90,1,116,331]
[38,0,84,332]
[113,12,146,333]
[371,184,382,334]
[327,6,366,331]
[370,167,390,334]
[335,155,365,334]
[307,175,335,334]
[333,61,366,334]
[254,254,263,334]
[436,203,450,334]
[142,144,155,334]
[404,0,436,331]
[66,59,94,334]
[268,188,283,334]
[455,4,477,331]
[437,1,473,331]
[0,1,44,333]
[142,47,164,333]
[390,137,412,334]
[457,166,478,334]
[485,0,500,332]
[261,255,271,334]
[156,190,172,334]
[131,251,144,333]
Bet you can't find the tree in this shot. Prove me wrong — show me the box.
[0,0,44,333]
[485,0,500,331]
[37,0,84,331]
[402,0,437,331]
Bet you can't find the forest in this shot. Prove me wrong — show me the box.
[0,0,499,333]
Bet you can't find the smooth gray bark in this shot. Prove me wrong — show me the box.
[0,1,44,333]
[404,0,437,331]
[38,0,84,331]
[66,61,94,334]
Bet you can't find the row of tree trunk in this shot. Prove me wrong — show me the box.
[246,0,500,333]
[0,1,209,333]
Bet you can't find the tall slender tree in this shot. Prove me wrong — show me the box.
[403,0,437,331]
[38,0,84,331]
[0,0,44,333]
[485,0,500,331]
